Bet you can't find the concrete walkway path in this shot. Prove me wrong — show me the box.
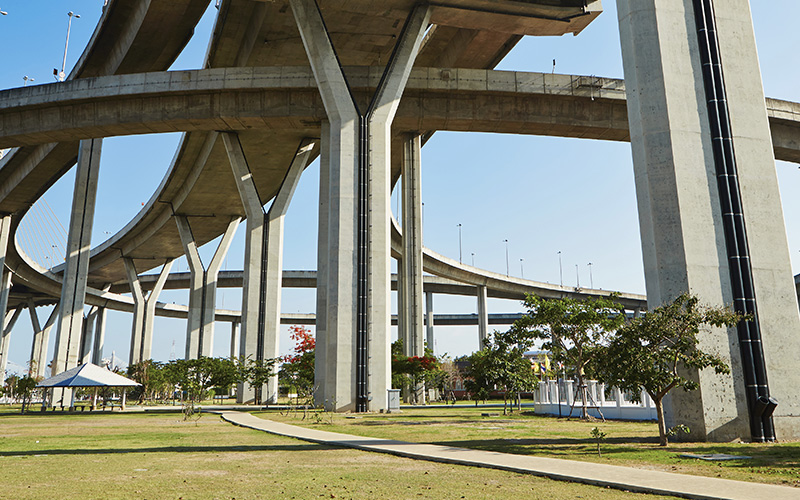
[217,411,797,500]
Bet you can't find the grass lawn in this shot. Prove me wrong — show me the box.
[255,406,800,489]
[0,409,672,500]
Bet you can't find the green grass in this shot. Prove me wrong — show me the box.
[0,410,670,499]
[255,406,800,489]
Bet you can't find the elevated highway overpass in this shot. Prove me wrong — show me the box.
[1,0,799,441]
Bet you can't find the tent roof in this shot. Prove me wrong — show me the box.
[37,363,140,388]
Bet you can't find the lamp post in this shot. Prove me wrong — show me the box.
[55,11,80,82]
[23,76,34,87]
[457,223,462,263]
[471,252,475,266]
[503,239,509,276]
[575,264,580,288]
[520,258,524,279]
[558,251,563,287]
[588,262,594,289]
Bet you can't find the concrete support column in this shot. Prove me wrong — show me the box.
[229,321,239,360]
[425,292,434,354]
[0,305,22,381]
[53,139,102,387]
[618,0,800,440]
[176,215,240,359]
[29,302,59,378]
[124,259,173,365]
[0,215,12,382]
[401,135,424,359]
[223,132,312,404]
[477,285,489,347]
[314,120,331,402]
[291,0,430,411]
[91,306,106,366]
[79,306,98,365]
[396,266,406,348]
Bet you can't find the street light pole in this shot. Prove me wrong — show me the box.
[588,262,594,289]
[520,258,524,279]
[558,251,563,287]
[457,223,462,263]
[56,11,81,82]
[23,76,34,87]
[575,264,580,288]
[471,252,475,266]
[503,239,509,276]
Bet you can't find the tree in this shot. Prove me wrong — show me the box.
[163,357,242,402]
[127,359,170,403]
[510,294,626,419]
[15,375,39,413]
[462,332,538,414]
[600,293,742,446]
[279,326,316,399]
[244,357,278,405]
[390,340,441,404]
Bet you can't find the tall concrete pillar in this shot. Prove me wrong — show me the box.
[618,0,800,440]
[223,132,312,404]
[229,321,239,360]
[79,306,99,365]
[52,139,102,388]
[0,306,22,381]
[477,285,489,347]
[124,259,173,364]
[397,266,406,348]
[314,120,330,402]
[291,0,430,412]
[29,302,59,378]
[401,135,424,360]
[91,306,106,366]
[176,215,240,359]
[425,291,434,354]
[0,215,12,382]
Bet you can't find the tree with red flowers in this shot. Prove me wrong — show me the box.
[279,325,316,398]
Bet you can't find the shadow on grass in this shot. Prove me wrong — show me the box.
[0,442,339,458]
[666,443,800,472]
[427,437,657,457]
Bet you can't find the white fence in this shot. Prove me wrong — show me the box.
[532,379,657,421]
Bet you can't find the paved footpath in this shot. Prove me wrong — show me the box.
[217,411,798,500]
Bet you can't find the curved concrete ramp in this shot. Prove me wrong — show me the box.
[217,411,797,500]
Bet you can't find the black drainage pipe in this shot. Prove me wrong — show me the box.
[692,0,775,442]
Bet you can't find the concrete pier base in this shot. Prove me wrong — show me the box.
[618,0,800,440]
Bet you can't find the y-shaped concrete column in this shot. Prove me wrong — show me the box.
[477,285,489,347]
[176,216,239,359]
[53,139,102,387]
[124,259,174,364]
[291,0,430,411]
[29,302,59,378]
[0,306,22,381]
[401,135,424,359]
[223,132,312,404]
[618,0,800,440]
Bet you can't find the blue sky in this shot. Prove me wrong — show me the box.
[1,1,799,374]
